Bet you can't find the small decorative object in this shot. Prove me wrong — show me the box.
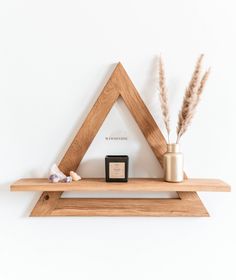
[105,155,129,182]
[48,174,60,183]
[61,176,72,183]
[163,144,183,182]
[48,164,72,183]
[158,55,210,182]
[69,171,81,181]
[49,164,66,181]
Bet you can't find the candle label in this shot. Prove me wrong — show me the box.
[109,162,125,179]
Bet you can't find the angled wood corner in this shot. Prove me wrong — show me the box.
[23,62,214,217]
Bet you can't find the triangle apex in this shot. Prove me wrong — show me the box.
[115,62,126,72]
[117,62,124,67]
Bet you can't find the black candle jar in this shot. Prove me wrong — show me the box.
[105,155,129,182]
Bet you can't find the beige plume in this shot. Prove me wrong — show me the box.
[158,56,171,143]
[176,55,210,143]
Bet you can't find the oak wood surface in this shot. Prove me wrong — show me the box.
[118,63,167,164]
[58,64,121,175]
[30,191,61,216]
[18,62,229,217]
[32,63,123,216]
[30,198,209,217]
[11,178,230,192]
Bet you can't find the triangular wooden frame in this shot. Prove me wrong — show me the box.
[31,63,209,217]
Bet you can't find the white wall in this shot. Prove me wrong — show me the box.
[0,0,235,279]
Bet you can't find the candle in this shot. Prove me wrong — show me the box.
[105,155,129,182]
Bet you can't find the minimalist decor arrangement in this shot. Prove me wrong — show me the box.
[105,155,129,182]
[158,55,210,182]
[48,164,81,183]
[11,62,230,217]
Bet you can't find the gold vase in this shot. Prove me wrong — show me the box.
[163,144,184,182]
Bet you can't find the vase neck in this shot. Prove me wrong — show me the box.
[167,144,180,153]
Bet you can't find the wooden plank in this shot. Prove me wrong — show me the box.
[25,62,227,217]
[36,198,209,217]
[114,63,193,200]
[11,178,230,192]
[31,64,124,217]
[117,63,167,164]
[30,192,61,216]
[58,64,121,175]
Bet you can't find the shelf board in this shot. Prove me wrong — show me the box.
[36,198,209,217]
[11,178,230,192]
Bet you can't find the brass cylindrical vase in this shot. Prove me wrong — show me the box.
[163,144,184,182]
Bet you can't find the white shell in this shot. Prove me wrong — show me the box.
[49,164,66,181]
[69,171,81,181]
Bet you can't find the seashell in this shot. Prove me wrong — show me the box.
[49,174,60,183]
[49,164,66,181]
[61,176,72,183]
[69,171,81,181]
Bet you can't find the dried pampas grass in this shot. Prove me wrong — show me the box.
[158,56,170,143]
[157,54,210,144]
[176,55,210,143]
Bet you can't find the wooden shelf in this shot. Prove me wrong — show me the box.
[11,178,230,192]
[32,198,210,217]
[11,63,231,217]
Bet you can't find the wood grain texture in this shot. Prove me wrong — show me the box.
[58,64,121,175]
[103,63,193,200]
[19,62,229,217]
[11,178,230,192]
[33,198,209,217]
[31,64,123,216]
[117,63,167,164]
[30,192,61,216]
